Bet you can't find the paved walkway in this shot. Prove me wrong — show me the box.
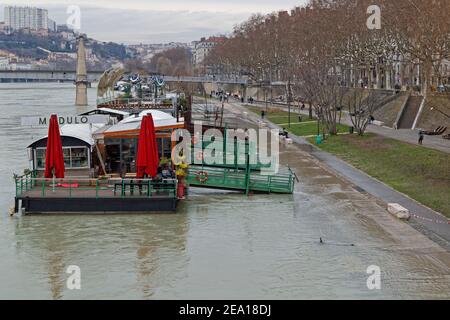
[227,100,450,251]
[244,100,450,154]
[309,147,450,251]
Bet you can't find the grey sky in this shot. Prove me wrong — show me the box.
[0,0,307,43]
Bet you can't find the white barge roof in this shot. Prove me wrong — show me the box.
[28,123,106,148]
[60,123,105,146]
[105,110,183,133]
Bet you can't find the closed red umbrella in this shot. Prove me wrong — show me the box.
[136,114,159,178]
[44,114,65,179]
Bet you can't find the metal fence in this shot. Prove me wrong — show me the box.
[15,172,177,199]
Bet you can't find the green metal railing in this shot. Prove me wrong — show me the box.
[14,170,38,197]
[15,175,177,199]
[190,138,273,171]
[187,165,295,194]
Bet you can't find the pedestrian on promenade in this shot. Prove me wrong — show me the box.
[279,128,289,139]
[261,110,265,119]
[418,131,425,145]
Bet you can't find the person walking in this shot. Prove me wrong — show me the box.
[261,110,266,119]
[418,131,425,145]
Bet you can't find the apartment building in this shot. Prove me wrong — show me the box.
[4,6,49,31]
[192,36,226,66]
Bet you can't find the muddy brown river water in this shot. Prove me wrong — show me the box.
[0,83,449,299]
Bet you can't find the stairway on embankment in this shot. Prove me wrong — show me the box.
[397,96,423,129]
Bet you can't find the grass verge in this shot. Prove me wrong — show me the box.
[308,134,450,217]
[244,104,349,137]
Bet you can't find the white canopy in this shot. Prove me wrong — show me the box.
[105,110,182,134]
[28,123,107,148]
[60,124,105,146]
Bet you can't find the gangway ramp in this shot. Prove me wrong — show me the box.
[186,165,295,194]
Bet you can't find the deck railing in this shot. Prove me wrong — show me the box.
[96,96,174,108]
[14,170,38,196]
[187,165,295,194]
[189,138,275,171]
[15,175,177,199]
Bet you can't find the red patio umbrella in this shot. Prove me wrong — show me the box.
[44,114,65,179]
[136,114,159,178]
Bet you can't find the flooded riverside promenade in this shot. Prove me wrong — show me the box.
[0,83,449,299]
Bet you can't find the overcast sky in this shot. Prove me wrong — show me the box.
[0,0,307,44]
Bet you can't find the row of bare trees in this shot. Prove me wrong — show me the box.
[207,0,450,135]
[125,47,194,76]
[125,47,197,93]
[149,48,194,77]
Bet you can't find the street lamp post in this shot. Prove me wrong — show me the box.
[287,78,292,129]
[317,111,321,137]
[265,87,268,112]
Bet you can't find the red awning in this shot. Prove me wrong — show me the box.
[44,114,65,179]
[136,115,159,178]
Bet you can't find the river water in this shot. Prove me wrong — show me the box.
[0,83,449,299]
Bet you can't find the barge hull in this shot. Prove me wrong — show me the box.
[15,197,177,214]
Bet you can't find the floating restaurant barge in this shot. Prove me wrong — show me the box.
[14,107,182,214]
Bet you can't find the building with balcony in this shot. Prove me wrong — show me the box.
[192,36,226,67]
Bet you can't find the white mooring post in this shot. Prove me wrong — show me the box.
[17,199,23,215]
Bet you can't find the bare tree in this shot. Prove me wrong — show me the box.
[347,89,385,135]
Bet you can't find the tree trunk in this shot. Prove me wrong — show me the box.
[422,59,432,97]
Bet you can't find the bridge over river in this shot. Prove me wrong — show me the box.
[0,70,250,85]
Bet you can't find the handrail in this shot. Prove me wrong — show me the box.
[97,96,174,105]
[16,177,177,182]
[187,164,295,194]
[15,175,178,199]
[15,170,37,197]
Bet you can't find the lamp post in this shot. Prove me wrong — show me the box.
[430,106,450,119]
[287,78,292,129]
[315,107,323,145]
[317,108,321,136]
[317,117,320,137]
[265,87,268,112]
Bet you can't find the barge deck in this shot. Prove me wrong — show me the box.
[14,172,178,214]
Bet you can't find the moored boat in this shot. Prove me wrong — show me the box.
[14,107,184,214]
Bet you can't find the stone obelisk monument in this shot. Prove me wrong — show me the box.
[75,35,88,106]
